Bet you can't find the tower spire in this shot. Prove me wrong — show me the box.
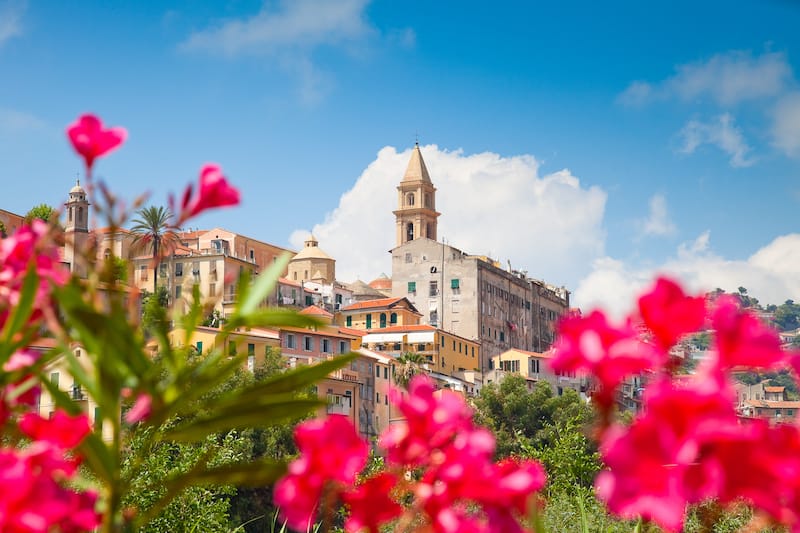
[393,143,440,246]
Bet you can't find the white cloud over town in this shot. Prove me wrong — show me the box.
[0,0,25,47]
[290,144,607,288]
[574,232,800,318]
[771,92,800,157]
[292,145,799,320]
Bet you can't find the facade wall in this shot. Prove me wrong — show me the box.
[391,239,569,372]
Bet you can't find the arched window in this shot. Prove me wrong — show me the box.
[104,248,111,260]
[78,207,84,223]
[68,207,73,222]
[380,313,387,328]
[425,193,431,208]
[406,192,415,206]
[390,312,397,325]
[427,223,433,239]
[406,222,414,242]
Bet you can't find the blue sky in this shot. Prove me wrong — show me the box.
[1,0,798,314]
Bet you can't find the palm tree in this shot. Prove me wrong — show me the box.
[393,351,427,389]
[130,206,180,294]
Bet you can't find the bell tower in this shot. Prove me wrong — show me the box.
[63,179,90,277]
[393,142,440,247]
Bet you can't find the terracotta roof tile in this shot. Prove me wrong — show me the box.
[299,305,334,318]
[341,297,405,311]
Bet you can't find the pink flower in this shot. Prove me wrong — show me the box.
[3,350,39,372]
[176,164,240,225]
[66,113,126,176]
[341,473,402,533]
[274,415,368,531]
[637,277,706,351]
[550,310,661,411]
[18,410,91,450]
[124,393,152,424]
[711,295,786,370]
[379,375,474,467]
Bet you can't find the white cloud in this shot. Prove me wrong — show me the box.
[574,232,800,319]
[620,50,792,106]
[0,0,26,47]
[290,145,607,287]
[639,194,676,238]
[771,92,800,157]
[678,113,754,167]
[0,107,45,133]
[182,0,372,56]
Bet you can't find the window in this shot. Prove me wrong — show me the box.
[405,253,412,263]
[247,355,255,372]
[175,285,182,299]
[384,367,388,379]
[459,342,462,353]
[376,392,380,403]
[531,359,540,373]
[451,279,460,290]
[346,316,352,327]
[441,336,445,347]
[393,343,401,351]
[50,372,59,387]
[192,262,200,280]
[408,281,416,293]
[376,366,380,378]
[430,310,438,326]
[429,281,438,297]
[196,341,203,353]
[209,282,216,295]
[500,360,520,373]
[247,343,255,356]
[366,314,372,329]
[175,263,183,277]
[139,265,148,281]
[339,341,347,353]
[406,192,415,206]
[228,341,236,356]
[305,295,313,306]
[159,263,167,278]
[385,395,388,405]
[500,331,505,342]
[380,313,387,328]
[441,357,445,367]
[322,339,332,353]
[417,343,426,351]
[286,334,296,349]
[390,313,398,325]
[406,222,414,242]
[250,249,254,260]
[304,336,313,351]
[453,340,456,350]
[471,347,475,358]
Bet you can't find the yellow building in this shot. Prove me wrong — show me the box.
[361,324,481,375]
[337,297,422,330]
[34,339,114,442]
[488,348,584,396]
[168,326,281,372]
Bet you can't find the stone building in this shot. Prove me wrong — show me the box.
[389,144,570,372]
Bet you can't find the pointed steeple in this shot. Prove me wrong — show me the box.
[401,142,432,183]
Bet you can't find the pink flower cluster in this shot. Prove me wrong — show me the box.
[0,220,69,329]
[552,276,800,531]
[0,403,99,532]
[275,377,546,533]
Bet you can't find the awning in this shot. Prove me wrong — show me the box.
[362,333,406,343]
[407,331,435,343]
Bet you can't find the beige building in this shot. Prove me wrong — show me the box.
[487,348,584,396]
[389,145,570,372]
[287,235,336,284]
[337,296,422,330]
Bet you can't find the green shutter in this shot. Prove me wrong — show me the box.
[451,278,460,289]
[408,281,416,293]
[196,341,203,353]
[346,316,352,327]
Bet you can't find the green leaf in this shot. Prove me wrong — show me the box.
[164,398,323,442]
[250,353,357,396]
[0,265,39,363]
[169,459,287,488]
[236,253,290,317]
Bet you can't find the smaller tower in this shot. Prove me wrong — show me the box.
[63,179,90,277]
[393,142,440,247]
[64,180,89,234]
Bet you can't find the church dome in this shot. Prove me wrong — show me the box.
[70,180,86,194]
[291,235,334,261]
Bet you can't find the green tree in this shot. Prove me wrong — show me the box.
[130,206,180,294]
[0,220,6,237]
[141,286,169,337]
[774,300,800,332]
[393,351,427,389]
[24,203,58,224]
